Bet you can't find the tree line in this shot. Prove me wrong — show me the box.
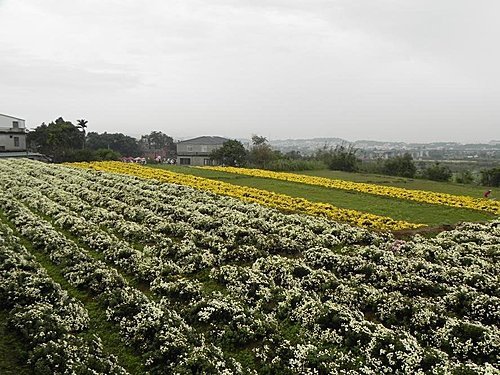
[27,117,499,187]
[27,117,175,163]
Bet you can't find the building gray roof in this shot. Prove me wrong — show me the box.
[0,113,25,121]
[177,136,229,145]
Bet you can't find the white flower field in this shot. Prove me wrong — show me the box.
[0,159,499,374]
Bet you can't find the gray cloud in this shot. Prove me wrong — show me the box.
[0,0,499,142]
[0,59,140,91]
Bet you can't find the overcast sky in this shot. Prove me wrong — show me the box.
[1,0,499,143]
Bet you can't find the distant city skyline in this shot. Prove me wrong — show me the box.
[1,0,500,143]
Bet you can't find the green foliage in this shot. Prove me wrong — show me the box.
[86,132,141,156]
[158,165,495,225]
[28,118,142,162]
[139,131,176,157]
[421,163,453,182]
[251,135,268,146]
[454,170,475,184]
[76,119,88,150]
[210,139,248,166]
[315,144,360,172]
[383,153,417,178]
[94,148,121,161]
[480,168,500,187]
[265,150,327,171]
[267,159,326,171]
[0,311,31,375]
[249,135,276,168]
[65,149,96,162]
[27,118,83,162]
[76,119,88,130]
[62,149,121,163]
[283,150,303,160]
[359,159,385,174]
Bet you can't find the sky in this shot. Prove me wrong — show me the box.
[1,0,499,143]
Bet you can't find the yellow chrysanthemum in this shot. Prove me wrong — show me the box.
[201,166,500,215]
[67,161,424,231]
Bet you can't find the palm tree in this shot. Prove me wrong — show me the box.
[76,119,88,149]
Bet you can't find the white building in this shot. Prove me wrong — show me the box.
[0,114,27,152]
[176,136,228,166]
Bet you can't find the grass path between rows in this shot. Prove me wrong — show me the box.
[0,310,31,375]
[0,210,145,374]
[2,176,261,371]
[149,165,495,226]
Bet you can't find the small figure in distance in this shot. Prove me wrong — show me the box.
[484,189,492,198]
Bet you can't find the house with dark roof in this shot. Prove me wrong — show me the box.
[176,136,228,166]
[0,113,27,152]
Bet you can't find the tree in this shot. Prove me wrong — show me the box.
[27,117,82,162]
[86,132,141,156]
[76,119,88,149]
[315,144,360,172]
[284,150,303,160]
[455,170,475,184]
[94,148,121,161]
[139,131,176,158]
[421,163,452,181]
[248,135,275,168]
[251,135,268,146]
[210,139,247,166]
[480,168,500,187]
[383,153,416,178]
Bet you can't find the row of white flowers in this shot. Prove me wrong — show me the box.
[0,189,246,374]
[1,159,499,373]
[0,221,127,374]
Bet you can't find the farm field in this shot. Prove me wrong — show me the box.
[149,164,496,227]
[1,159,499,374]
[73,161,422,231]
[199,166,500,215]
[296,169,495,198]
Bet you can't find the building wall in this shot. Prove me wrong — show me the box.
[176,139,226,166]
[0,115,27,151]
[0,133,27,152]
[177,155,220,166]
[0,115,25,130]
[176,143,222,154]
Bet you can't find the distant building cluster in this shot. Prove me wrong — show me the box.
[268,138,500,161]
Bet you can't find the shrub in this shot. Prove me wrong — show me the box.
[421,163,452,182]
[267,159,327,171]
[454,170,475,184]
[94,148,121,161]
[359,159,385,174]
[480,168,500,187]
[316,144,360,172]
[383,153,416,178]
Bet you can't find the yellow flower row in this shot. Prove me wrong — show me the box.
[67,161,425,231]
[201,166,500,215]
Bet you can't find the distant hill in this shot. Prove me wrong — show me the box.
[262,138,500,155]
[268,137,348,154]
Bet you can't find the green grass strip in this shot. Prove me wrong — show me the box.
[0,310,31,375]
[149,165,495,226]
[297,169,495,198]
